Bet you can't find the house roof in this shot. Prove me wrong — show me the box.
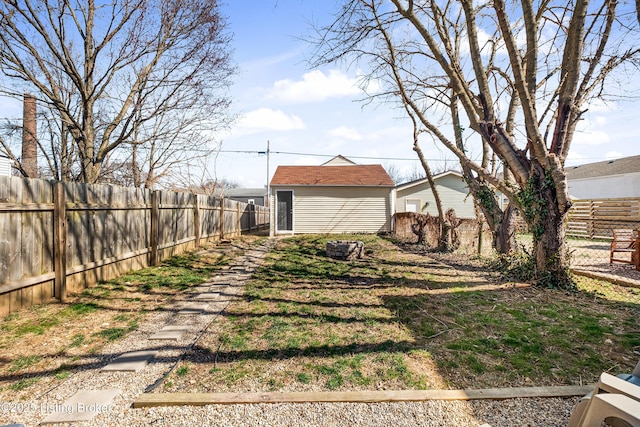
[566,155,640,180]
[395,170,463,191]
[321,155,357,166]
[270,164,395,187]
[222,188,266,198]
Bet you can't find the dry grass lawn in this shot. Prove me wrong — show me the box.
[163,235,640,393]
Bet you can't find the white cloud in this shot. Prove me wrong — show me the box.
[565,151,588,165]
[327,126,363,141]
[232,108,305,136]
[605,151,623,159]
[585,98,618,113]
[267,70,378,103]
[572,129,611,146]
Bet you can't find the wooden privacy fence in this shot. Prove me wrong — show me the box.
[567,197,640,240]
[0,176,269,316]
[392,212,492,255]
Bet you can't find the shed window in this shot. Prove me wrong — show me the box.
[406,199,421,213]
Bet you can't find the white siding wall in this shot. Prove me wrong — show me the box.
[396,174,476,218]
[0,157,11,177]
[286,186,392,234]
[568,173,640,199]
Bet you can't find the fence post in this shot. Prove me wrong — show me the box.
[53,181,67,302]
[588,200,595,239]
[150,190,159,266]
[237,203,241,236]
[219,197,225,240]
[194,193,200,248]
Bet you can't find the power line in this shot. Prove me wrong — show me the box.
[216,149,457,162]
[216,149,629,164]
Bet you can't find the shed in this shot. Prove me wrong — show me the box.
[220,188,267,206]
[269,156,394,235]
[394,171,476,218]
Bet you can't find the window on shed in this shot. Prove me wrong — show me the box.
[406,199,421,213]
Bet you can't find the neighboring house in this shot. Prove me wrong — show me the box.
[0,156,11,177]
[566,155,640,199]
[220,188,267,206]
[394,171,476,218]
[269,156,394,235]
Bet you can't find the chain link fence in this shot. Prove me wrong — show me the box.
[393,209,640,284]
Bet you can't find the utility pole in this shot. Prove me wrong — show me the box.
[266,140,270,207]
[260,141,271,207]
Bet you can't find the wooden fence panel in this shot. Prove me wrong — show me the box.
[567,197,640,239]
[223,198,237,237]
[1,176,268,316]
[199,195,221,241]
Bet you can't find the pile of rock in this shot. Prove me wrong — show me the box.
[325,240,364,260]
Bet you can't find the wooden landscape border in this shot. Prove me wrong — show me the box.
[133,385,594,408]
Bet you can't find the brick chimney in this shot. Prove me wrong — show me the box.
[21,93,37,178]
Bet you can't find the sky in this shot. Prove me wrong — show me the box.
[1,1,638,187]
[213,1,422,188]
[215,1,640,189]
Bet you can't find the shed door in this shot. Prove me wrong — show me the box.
[276,190,293,231]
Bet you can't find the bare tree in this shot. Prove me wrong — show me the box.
[0,0,235,185]
[383,163,403,184]
[402,164,425,183]
[313,0,640,287]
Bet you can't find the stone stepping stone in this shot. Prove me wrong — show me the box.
[149,325,190,340]
[101,351,158,372]
[194,293,219,301]
[177,302,208,314]
[41,389,120,424]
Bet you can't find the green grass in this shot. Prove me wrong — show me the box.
[185,234,640,392]
[10,356,41,372]
[176,365,190,377]
[96,327,127,341]
[9,377,40,391]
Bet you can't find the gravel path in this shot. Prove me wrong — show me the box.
[1,238,581,427]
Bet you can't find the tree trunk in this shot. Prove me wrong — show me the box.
[517,166,571,286]
[534,186,570,286]
[494,203,517,256]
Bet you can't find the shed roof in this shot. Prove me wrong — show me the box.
[222,188,266,198]
[566,155,640,180]
[395,170,463,191]
[270,164,394,187]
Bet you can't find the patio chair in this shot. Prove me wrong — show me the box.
[567,360,640,427]
[609,229,637,265]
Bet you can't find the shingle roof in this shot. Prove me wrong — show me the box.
[394,170,463,190]
[223,188,266,198]
[566,155,640,180]
[270,164,395,187]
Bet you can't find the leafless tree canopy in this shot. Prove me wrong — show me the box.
[0,0,236,185]
[312,0,640,286]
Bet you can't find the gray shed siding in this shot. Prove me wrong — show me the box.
[396,174,475,218]
[278,186,392,234]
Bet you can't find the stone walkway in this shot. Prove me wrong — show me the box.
[3,239,275,426]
